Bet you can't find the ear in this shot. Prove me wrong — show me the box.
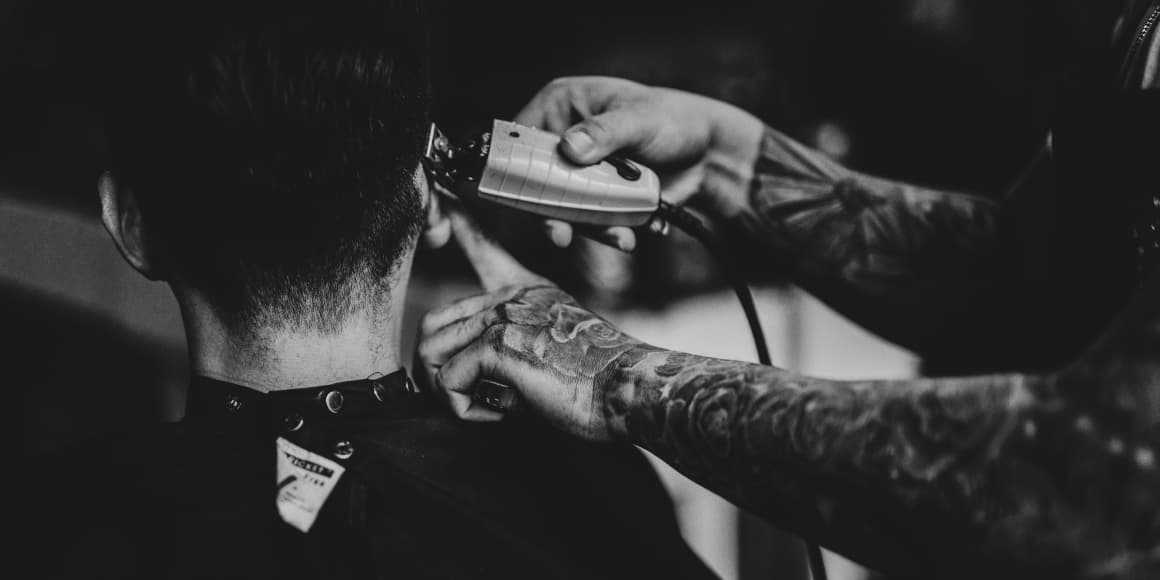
[418,168,452,249]
[97,172,162,279]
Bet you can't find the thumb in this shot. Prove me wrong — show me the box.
[446,204,544,291]
[560,108,654,165]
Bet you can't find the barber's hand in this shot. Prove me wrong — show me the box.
[417,205,643,441]
[514,76,764,251]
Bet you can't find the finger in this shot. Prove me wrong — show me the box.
[513,86,556,128]
[567,86,594,123]
[445,387,471,413]
[513,100,547,129]
[560,107,656,165]
[435,335,512,398]
[462,405,506,422]
[439,347,526,422]
[544,221,637,251]
[446,390,505,422]
[544,92,577,135]
[473,379,522,414]
[419,307,504,368]
[420,287,521,336]
[436,340,514,422]
[446,204,544,291]
[575,225,637,252]
[569,76,630,113]
[515,80,583,133]
[542,219,574,248]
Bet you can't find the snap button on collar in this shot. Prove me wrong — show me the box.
[283,413,304,432]
[324,390,344,414]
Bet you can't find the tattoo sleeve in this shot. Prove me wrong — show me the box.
[599,276,1160,578]
[730,126,1007,355]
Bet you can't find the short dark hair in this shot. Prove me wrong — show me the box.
[104,0,429,331]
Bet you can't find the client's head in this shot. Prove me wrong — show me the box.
[99,0,448,337]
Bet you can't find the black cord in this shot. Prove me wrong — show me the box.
[657,202,829,580]
[656,203,772,366]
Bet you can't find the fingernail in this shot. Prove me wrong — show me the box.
[617,237,635,252]
[562,130,594,156]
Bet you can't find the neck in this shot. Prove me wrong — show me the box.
[176,277,410,392]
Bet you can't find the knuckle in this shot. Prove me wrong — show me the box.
[481,323,505,346]
[418,312,437,335]
[566,84,588,107]
[498,284,526,301]
[432,368,449,391]
[416,341,436,363]
[487,303,510,326]
[620,77,645,91]
[547,76,576,90]
[584,116,613,138]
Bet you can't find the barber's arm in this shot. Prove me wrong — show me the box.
[515,77,1005,358]
[420,211,1160,577]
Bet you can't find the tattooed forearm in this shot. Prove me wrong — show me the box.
[476,285,644,438]
[490,285,641,376]
[599,280,1160,578]
[731,127,1007,353]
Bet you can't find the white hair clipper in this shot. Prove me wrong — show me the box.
[423,120,663,228]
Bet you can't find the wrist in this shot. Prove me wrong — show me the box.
[701,102,764,219]
[719,125,857,249]
[597,343,670,442]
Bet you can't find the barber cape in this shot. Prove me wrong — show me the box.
[133,370,717,579]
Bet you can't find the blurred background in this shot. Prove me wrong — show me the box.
[5,0,1123,578]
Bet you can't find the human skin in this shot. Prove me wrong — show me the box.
[421,78,1159,578]
[426,252,1159,578]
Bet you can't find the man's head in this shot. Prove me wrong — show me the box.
[99,0,447,333]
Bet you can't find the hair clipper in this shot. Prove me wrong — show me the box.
[423,120,662,228]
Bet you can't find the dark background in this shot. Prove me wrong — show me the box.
[2,0,1119,203]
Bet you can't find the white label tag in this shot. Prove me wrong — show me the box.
[275,437,345,533]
